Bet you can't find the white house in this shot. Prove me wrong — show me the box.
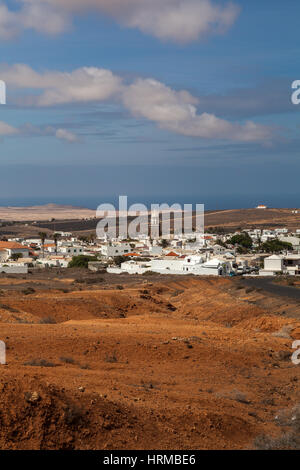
[60,246,84,256]
[149,246,163,256]
[0,264,28,274]
[37,257,70,268]
[0,242,30,261]
[111,254,230,276]
[260,255,283,275]
[278,236,300,251]
[101,243,132,258]
[260,254,300,276]
[121,260,151,274]
[150,258,186,274]
[183,257,230,275]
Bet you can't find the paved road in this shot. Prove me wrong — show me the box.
[241,277,300,301]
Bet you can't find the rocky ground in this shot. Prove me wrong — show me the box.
[0,270,299,450]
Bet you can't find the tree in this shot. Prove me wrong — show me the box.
[38,232,47,258]
[53,233,60,255]
[10,253,22,261]
[78,236,89,243]
[228,232,253,250]
[206,226,226,235]
[114,255,128,267]
[159,239,170,248]
[68,255,98,269]
[261,239,293,253]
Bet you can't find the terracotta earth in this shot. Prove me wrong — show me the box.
[0,271,299,450]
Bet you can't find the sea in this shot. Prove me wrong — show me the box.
[0,194,299,211]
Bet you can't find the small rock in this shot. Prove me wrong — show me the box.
[274,350,291,361]
[25,391,40,403]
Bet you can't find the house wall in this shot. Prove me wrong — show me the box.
[264,258,283,271]
[101,244,132,257]
[0,250,8,262]
[120,262,149,274]
[107,267,123,274]
[60,246,83,256]
[150,259,185,272]
[8,248,29,258]
[279,236,300,250]
[0,265,28,274]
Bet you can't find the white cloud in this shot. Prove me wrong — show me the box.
[21,124,80,142]
[0,2,68,39]
[0,64,273,143]
[122,0,240,44]
[0,0,239,43]
[55,128,79,143]
[0,120,79,143]
[0,121,18,136]
[0,64,122,106]
[122,78,272,142]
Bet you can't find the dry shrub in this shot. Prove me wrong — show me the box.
[254,404,300,450]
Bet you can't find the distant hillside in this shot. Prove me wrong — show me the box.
[0,204,95,222]
[0,205,300,233]
[203,208,300,231]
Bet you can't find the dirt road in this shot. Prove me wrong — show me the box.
[241,277,300,302]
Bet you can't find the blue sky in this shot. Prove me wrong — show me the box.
[0,0,299,208]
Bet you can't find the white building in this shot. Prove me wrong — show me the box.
[0,242,30,261]
[101,243,132,258]
[109,254,230,276]
[260,254,300,276]
[278,236,300,251]
[37,257,70,268]
[149,246,163,256]
[60,246,84,256]
[182,256,231,275]
[0,263,28,274]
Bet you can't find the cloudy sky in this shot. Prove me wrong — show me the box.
[0,0,299,208]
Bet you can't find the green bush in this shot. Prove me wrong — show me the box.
[261,239,293,253]
[68,255,98,269]
[228,232,253,249]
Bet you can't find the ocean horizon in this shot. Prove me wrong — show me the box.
[0,194,299,211]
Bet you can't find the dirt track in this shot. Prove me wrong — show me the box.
[0,271,299,449]
[242,277,300,301]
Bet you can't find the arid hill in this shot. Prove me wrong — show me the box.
[0,270,299,449]
[0,204,95,222]
[204,208,300,231]
[1,206,300,234]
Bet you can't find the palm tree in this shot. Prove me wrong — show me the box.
[38,232,47,258]
[53,233,60,255]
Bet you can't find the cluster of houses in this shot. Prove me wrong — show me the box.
[0,226,300,277]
